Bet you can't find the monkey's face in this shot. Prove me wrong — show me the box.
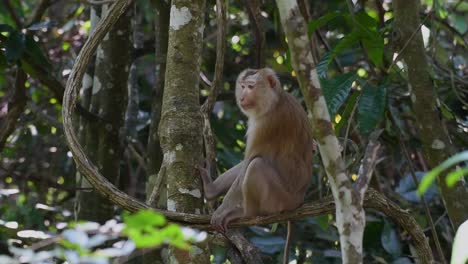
[235,69,280,118]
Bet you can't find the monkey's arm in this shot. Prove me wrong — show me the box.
[200,161,245,200]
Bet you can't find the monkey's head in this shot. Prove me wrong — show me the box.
[235,68,281,118]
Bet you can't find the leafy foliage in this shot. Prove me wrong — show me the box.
[357,83,387,135]
[0,210,203,263]
[321,72,357,117]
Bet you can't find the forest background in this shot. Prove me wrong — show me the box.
[0,0,467,263]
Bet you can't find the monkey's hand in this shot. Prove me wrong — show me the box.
[197,164,211,185]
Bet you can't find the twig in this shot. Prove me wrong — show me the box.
[200,0,227,180]
[355,130,382,198]
[127,142,147,172]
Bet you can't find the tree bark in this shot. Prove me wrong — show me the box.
[275,1,379,263]
[0,68,27,152]
[157,0,210,262]
[78,3,133,222]
[393,0,468,229]
[146,1,170,208]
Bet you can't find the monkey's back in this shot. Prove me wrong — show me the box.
[245,92,314,200]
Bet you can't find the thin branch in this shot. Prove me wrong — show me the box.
[355,129,382,199]
[201,0,227,114]
[26,190,432,264]
[200,0,227,183]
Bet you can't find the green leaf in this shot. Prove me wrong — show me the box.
[418,151,468,195]
[5,31,25,61]
[315,215,330,231]
[123,210,166,228]
[321,72,357,117]
[355,11,378,30]
[335,91,360,133]
[161,224,189,249]
[327,30,359,66]
[353,11,384,67]
[361,32,384,67]
[446,168,468,187]
[316,52,330,79]
[308,12,343,36]
[122,210,188,249]
[24,35,51,70]
[357,83,387,135]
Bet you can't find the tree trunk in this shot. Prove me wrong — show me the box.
[275,1,367,263]
[393,0,468,229]
[78,4,132,223]
[146,1,170,208]
[157,0,210,262]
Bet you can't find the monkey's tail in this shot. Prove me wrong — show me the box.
[283,221,292,264]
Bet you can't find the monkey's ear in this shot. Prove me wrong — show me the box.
[266,75,277,89]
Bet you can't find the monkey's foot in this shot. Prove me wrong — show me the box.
[211,215,229,233]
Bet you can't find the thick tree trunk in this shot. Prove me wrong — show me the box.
[157,0,210,262]
[78,4,132,222]
[146,1,170,208]
[393,0,468,229]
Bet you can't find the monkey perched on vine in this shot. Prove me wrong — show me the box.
[200,68,314,263]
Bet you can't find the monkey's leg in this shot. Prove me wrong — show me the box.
[201,161,245,200]
[241,157,296,216]
[210,174,246,232]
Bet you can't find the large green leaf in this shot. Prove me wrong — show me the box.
[354,11,384,67]
[308,11,343,36]
[316,52,331,78]
[321,72,357,117]
[360,32,384,67]
[357,83,387,135]
[327,30,359,66]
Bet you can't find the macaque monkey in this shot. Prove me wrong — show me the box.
[200,68,314,263]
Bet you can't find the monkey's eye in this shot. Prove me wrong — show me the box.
[247,85,254,89]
